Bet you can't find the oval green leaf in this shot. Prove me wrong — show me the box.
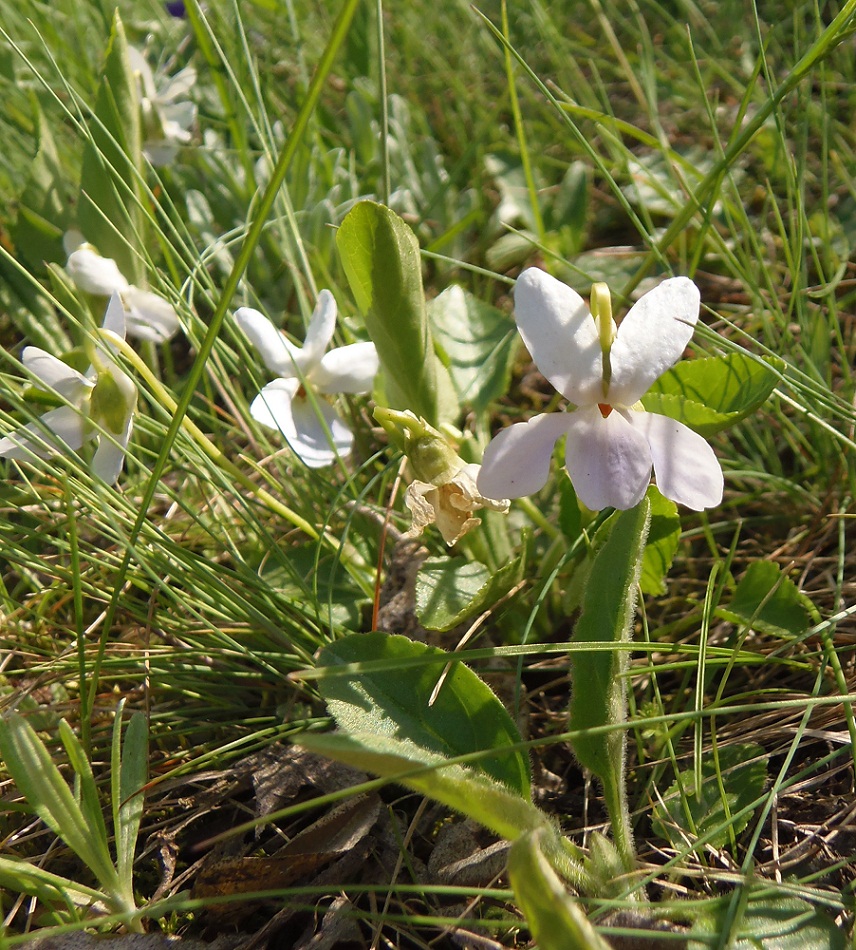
[428,285,517,414]
[652,743,768,852]
[415,554,523,632]
[315,631,531,798]
[642,353,784,436]
[336,200,456,425]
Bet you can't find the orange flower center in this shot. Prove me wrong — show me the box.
[598,403,612,418]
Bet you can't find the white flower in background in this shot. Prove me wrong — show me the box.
[128,47,196,166]
[236,291,379,468]
[477,268,723,511]
[0,294,137,484]
[65,237,180,343]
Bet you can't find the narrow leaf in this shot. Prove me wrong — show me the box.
[0,856,105,907]
[296,730,582,886]
[78,9,143,282]
[509,832,612,950]
[11,101,72,271]
[114,709,147,887]
[570,501,650,781]
[59,719,111,858]
[0,716,118,891]
[316,631,531,797]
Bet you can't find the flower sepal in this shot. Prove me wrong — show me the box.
[374,407,462,485]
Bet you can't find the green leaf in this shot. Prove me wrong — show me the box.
[315,631,531,797]
[113,707,147,890]
[689,894,845,949]
[428,285,517,414]
[569,502,650,782]
[642,353,784,436]
[415,554,524,632]
[0,856,105,909]
[59,719,111,858]
[509,832,612,950]
[652,743,767,851]
[78,10,143,282]
[336,200,456,425]
[0,715,119,893]
[557,474,583,545]
[640,487,681,596]
[717,561,815,637]
[10,100,72,272]
[296,730,582,885]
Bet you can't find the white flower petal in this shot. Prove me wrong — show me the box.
[163,101,196,136]
[607,276,700,406]
[101,292,127,340]
[63,229,86,257]
[289,394,354,468]
[161,67,197,103]
[21,348,92,400]
[478,412,575,500]
[249,379,352,467]
[564,406,652,510]
[121,287,180,343]
[67,247,130,296]
[627,410,723,510]
[248,378,300,431]
[143,142,179,167]
[91,415,133,484]
[513,268,604,405]
[301,290,337,366]
[127,47,158,100]
[0,406,90,460]
[235,307,302,377]
[311,342,379,394]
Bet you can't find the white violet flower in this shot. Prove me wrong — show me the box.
[477,268,724,511]
[128,47,196,167]
[0,294,137,484]
[65,238,180,343]
[235,290,379,468]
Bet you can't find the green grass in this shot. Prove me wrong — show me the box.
[0,0,855,945]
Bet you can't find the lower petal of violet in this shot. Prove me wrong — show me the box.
[564,406,652,511]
